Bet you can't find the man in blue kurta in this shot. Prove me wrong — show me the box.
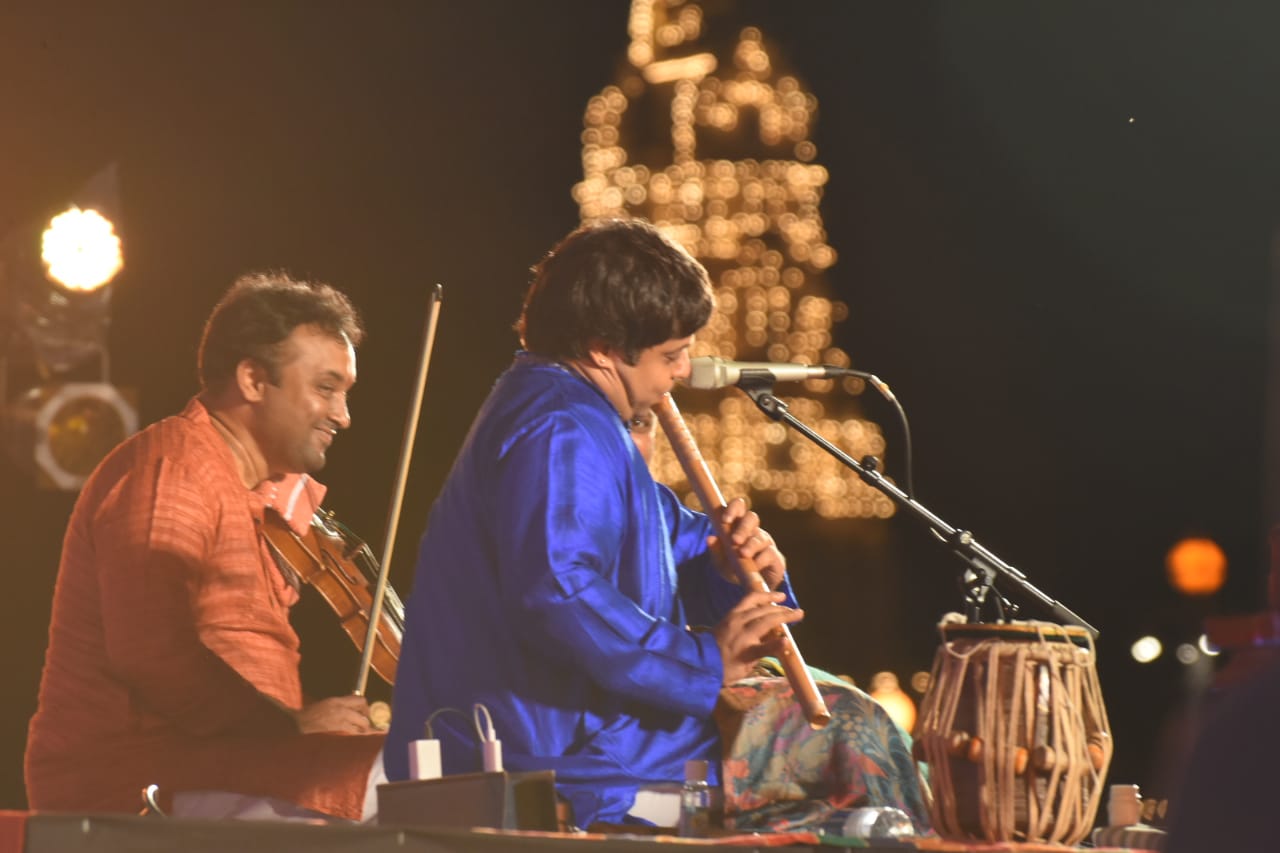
[386,220,803,826]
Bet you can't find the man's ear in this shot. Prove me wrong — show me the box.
[235,358,271,403]
[585,338,615,370]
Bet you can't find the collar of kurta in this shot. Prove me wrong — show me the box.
[253,474,327,536]
[183,397,329,536]
[514,350,628,426]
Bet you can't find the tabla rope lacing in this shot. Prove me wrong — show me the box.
[918,622,1110,845]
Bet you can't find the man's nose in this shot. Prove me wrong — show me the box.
[672,351,692,380]
[331,395,352,430]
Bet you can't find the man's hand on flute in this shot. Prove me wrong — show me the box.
[711,590,804,685]
[708,497,788,590]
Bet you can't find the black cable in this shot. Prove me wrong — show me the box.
[846,369,915,498]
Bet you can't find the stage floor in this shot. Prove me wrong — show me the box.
[0,812,1164,853]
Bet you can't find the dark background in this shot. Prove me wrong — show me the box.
[3,0,1277,812]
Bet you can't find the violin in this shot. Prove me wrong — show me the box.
[260,507,405,686]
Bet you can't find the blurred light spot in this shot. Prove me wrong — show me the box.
[1197,634,1220,657]
[1131,635,1162,664]
[1166,537,1227,596]
[909,670,931,694]
[869,672,916,733]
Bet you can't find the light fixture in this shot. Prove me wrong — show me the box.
[5,382,137,491]
[1,164,134,491]
[41,206,124,293]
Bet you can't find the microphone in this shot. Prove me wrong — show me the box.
[686,356,848,389]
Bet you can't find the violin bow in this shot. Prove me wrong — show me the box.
[653,392,832,729]
[355,284,443,697]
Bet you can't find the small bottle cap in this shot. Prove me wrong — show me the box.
[684,759,708,783]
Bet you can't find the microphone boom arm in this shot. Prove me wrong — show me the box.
[741,382,1098,638]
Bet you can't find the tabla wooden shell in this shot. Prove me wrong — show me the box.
[912,620,1112,845]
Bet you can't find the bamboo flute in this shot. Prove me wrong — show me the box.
[654,392,831,729]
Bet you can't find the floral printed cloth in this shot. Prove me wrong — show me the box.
[716,672,933,835]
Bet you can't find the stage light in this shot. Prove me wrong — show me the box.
[41,206,123,293]
[2,166,123,375]
[1,164,134,490]
[1175,643,1199,665]
[5,383,137,491]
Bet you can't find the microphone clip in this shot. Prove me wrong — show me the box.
[741,384,790,421]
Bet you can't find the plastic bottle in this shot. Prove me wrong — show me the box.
[825,806,914,839]
[677,759,712,838]
[1091,784,1148,848]
[1108,784,1142,827]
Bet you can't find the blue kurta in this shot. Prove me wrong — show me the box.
[385,354,794,826]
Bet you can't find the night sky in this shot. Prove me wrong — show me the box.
[3,1,1278,812]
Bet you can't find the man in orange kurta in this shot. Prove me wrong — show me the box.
[25,273,384,820]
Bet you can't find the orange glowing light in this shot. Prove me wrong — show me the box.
[1166,537,1227,596]
[869,672,916,734]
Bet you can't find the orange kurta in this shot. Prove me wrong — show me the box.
[25,398,383,820]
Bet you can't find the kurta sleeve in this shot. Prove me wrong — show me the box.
[494,413,723,719]
[92,457,295,737]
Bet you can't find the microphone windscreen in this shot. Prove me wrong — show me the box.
[687,358,725,389]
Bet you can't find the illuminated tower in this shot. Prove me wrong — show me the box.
[575,0,892,519]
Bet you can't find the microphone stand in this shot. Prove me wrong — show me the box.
[739,380,1099,638]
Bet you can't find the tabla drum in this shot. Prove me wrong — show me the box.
[913,620,1112,845]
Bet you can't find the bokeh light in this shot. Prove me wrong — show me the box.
[1196,634,1220,657]
[909,670,932,695]
[1166,537,1227,596]
[869,671,916,734]
[1130,635,1162,664]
